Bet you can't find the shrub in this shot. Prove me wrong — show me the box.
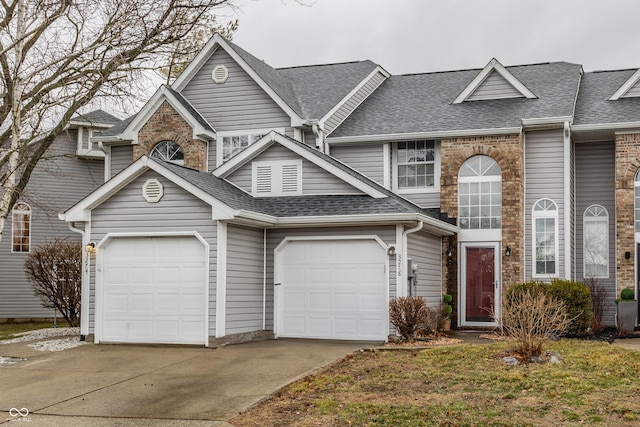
[620,288,635,300]
[24,239,82,327]
[584,277,607,333]
[496,289,570,361]
[505,280,593,336]
[547,279,593,335]
[389,296,430,341]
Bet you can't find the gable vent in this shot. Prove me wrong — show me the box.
[255,165,272,194]
[142,178,164,203]
[282,164,299,193]
[212,65,229,84]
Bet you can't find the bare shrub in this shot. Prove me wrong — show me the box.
[494,289,570,361]
[24,239,82,327]
[584,277,607,333]
[389,297,430,341]
[421,306,443,336]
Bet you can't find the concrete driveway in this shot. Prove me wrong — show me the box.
[0,338,371,426]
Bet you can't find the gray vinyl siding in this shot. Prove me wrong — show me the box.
[303,130,316,147]
[180,47,292,134]
[467,70,523,101]
[0,129,104,318]
[225,144,363,195]
[575,141,616,325]
[110,145,133,177]
[89,170,217,335]
[325,71,386,135]
[330,144,385,186]
[265,226,396,332]
[407,231,443,307]
[524,129,566,281]
[225,225,265,334]
[401,192,441,209]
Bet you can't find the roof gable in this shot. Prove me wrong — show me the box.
[214,131,387,198]
[453,58,537,104]
[609,68,640,100]
[171,35,305,126]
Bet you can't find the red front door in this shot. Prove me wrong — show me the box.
[465,247,496,323]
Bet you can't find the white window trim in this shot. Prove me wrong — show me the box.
[252,159,302,197]
[216,128,285,167]
[392,140,440,194]
[11,202,31,253]
[532,198,559,279]
[583,205,609,279]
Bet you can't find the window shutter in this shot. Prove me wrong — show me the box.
[255,165,272,194]
[281,164,299,193]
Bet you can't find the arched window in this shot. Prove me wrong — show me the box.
[150,141,184,165]
[532,199,558,277]
[584,205,609,278]
[12,202,31,253]
[458,155,501,230]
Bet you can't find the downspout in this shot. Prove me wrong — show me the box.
[263,229,267,330]
[67,221,89,340]
[98,141,109,183]
[401,221,424,297]
[563,121,572,280]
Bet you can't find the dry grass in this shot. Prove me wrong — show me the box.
[0,321,66,341]
[232,340,640,426]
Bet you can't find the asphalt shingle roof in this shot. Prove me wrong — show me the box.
[74,109,121,125]
[329,62,583,138]
[158,158,444,220]
[101,114,136,137]
[574,69,640,125]
[164,86,214,132]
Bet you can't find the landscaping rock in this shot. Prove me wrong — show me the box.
[502,356,519,366]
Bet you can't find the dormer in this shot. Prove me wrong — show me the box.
[453,58,537,103]
[69,110,121,158]
[609,68,640,100]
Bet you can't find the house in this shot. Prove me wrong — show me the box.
[60,34,640,345]
[0,110,120,320]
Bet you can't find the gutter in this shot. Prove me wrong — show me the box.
[326,127,522,145]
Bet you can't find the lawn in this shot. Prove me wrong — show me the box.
[232,340,640,426]
[0,321,67,341]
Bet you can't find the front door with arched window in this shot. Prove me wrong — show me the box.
[458,155,502,326]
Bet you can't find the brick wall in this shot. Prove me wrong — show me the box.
[133,101,208,171]
[615,132,640,295]
[440,134,525,295]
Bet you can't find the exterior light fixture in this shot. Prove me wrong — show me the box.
[387,244,396,256]
[86,242,96,254]
[447,247,454,258]
[625,251,631,260]
[505,246,512,257]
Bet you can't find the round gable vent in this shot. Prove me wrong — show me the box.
[142,178,164,203]
[212,65,228,84]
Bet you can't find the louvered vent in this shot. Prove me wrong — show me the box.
[255,165,272,194]
[212,65,228,84]
[281,164,299,193]
[142,178,164,203]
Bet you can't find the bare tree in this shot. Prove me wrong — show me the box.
[0,0,234,243]
[24,239,82,327]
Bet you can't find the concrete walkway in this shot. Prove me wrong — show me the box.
[1,338,371,426]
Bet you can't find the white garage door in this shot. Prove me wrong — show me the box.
[100,236,206,345]
[277,239,388,341]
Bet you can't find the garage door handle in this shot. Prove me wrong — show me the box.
[274,283,281,286]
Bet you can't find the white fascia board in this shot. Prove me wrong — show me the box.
[215,131,387,198]
[234,210,277,226]
[319,67,390,130]
[453,58,537,104]
[68,120,114,129]
[572,122,640,132]
[121,87,216,144]
[60,157,235,222]
[609,68,640,100]
[326,127,522,145]
[172,36,219,91]
[522,116,573,127]
[273,213,458,236]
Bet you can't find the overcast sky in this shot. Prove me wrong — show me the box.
[224,0,640,75]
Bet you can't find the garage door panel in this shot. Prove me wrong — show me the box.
[101,236,206,345]
[279,239,387,341]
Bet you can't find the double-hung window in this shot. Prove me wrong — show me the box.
[532,199,558,277]
[396,140,437,191]
[583,205,608,278]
